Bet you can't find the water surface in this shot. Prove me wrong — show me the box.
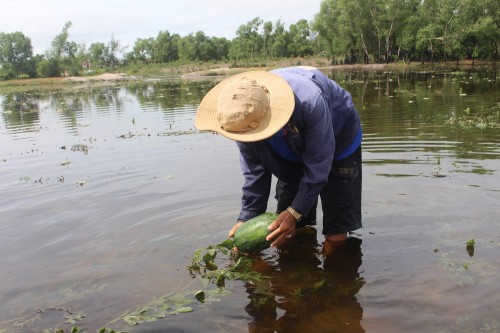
[0,68,499,332]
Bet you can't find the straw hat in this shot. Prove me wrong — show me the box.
[195,71,295,142]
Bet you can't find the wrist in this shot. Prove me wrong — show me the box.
[286,206,302,222]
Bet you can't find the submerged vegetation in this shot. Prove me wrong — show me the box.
[2,239,269,332]
[445,105,500,129]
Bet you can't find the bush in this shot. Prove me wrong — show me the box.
[0,67,15,80]
[37,59,60,77]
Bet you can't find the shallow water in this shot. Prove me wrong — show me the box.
[0,68,499,333]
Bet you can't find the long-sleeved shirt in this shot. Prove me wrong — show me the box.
[236,67,361,222]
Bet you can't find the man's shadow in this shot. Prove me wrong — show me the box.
[243,228,365,333]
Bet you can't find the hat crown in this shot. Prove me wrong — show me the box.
[216,77,270,132]
[195,70,295,142]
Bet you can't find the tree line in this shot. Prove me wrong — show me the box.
[315,0,499,64]
[0,0,498,80]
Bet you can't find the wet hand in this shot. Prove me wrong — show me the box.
[228,221,244,238]
[266,210,296,247]
[228,221,245,254]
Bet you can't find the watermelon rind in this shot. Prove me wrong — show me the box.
[233,212,278,252]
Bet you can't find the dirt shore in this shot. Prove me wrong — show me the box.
[1,59,495,94]
[62,73,130,83]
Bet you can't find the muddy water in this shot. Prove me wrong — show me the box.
[0,68,499,333]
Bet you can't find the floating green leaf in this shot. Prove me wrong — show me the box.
[170,307,193,315]
[195,290,205,303]
[123,309,157,326]
[65,312,86,324]
[71,144,89,154]
[466,239,475,257]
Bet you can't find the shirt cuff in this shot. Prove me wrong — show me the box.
[238,209,262,222]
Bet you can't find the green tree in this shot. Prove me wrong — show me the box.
[0,31,35,78]
[393,0,421,62]
[154,31,180,63]
[104,35,124,67]
[262,21,274,58]
[44,21,76,76]
[314,0,371,63]
[228,37,246,63]
[287,19,315,57]
[89,42,108,67]
[233,17,264,60]
[177,34,196,62]
[210,37,230,61]
[270,20,289,58]
[193,31,213,61]
[459,0,499,61]
[414,0,442,63]
[63,40,82,75]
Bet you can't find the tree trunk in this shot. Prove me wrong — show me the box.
[430,41,434,66]
[385,21,394,63]
[395,46,401,63]
[359,29,370,64]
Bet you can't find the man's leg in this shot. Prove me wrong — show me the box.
[320,146,362,251]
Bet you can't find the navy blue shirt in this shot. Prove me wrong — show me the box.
[236,67,361,221]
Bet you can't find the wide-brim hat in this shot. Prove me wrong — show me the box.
[195,71,294,142]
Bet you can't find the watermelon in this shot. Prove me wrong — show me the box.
[233,212,278,252]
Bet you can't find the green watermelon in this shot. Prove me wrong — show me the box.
[233,212,278,252]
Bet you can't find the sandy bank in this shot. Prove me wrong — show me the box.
[63,73,130,83]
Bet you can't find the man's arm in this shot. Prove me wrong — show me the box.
[236,142,272,221]
[291,96,334,216]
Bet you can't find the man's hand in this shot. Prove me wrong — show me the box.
[228,221,244,238]
[266,210,296,247]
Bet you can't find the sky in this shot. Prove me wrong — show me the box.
[1,0,323,55]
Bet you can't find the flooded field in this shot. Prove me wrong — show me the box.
[0,67,499,333]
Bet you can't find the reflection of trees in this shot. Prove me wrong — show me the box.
[2,80,210,132]
[1,87,126,133]
[1,93,41,131]
[325,69,499,160]
[2,71,496,152]
[49,87,125,129]
[244,230,364,333]
[89,87,124,113]
[126,80,217,112]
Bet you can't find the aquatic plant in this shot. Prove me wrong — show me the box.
[70,144,88,154]
[187,239,268,288]
[445,106,500,129]
[466,239,475,257]
[98,286,233,331]
[435,251,474,286]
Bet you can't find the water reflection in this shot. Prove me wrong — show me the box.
[0,68,498,333]
[1,93,41,131]
[245,230,364,333]
[127,80,216,111]
[0,80,217,135]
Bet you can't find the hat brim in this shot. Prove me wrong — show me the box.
[195,71,294,142]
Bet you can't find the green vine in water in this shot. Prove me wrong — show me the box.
[187,238,268,288]
[445,105,500,129]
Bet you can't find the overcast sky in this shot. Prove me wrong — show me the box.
[1,0,323,55]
